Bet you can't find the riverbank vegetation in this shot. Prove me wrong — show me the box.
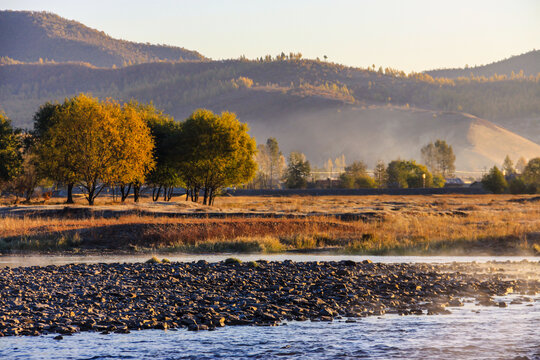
[1,195,539,255]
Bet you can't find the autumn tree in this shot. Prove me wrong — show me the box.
[339,161,376,189]
[284,152,311,189]
[252,138,285,189]
[104,101,156,202]
[37,94,155,205]
[502,155,515,176]
[515,156,527,174]
[266,138,285,188]
[0,112,22,190]
[421,140,456,177]
[373,160,387,188]
[176,109,257,205]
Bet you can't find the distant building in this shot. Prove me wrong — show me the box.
[444,178,465,188]
[468,181,484,189]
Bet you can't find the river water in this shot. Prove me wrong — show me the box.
[1,255,539,359]
[1,253,539,267]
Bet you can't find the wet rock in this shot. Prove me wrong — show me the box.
[0,260,535,336]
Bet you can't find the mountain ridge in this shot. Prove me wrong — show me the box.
[425,50,540,79]
[0,10,206,67]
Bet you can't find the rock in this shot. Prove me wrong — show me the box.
[0,260,535,337]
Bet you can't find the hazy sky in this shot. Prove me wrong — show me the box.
[2,0,539,71]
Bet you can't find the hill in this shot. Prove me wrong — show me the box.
[0,10,538,172]
[0,10,205,67]
[1,59,539,142]
[1,61,539,171]
[426,50,540,79]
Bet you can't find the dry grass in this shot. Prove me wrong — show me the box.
[1,195,539,255]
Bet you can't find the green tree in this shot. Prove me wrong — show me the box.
[8,151,41,203]
[522,157,540,193]
[421,140,456,177]
[284,152,311,189]
[481,166,508,194]
[176,109,257,205]
[387,160,433,188]
[33,101,77,203]
[0,112,22,189]
[339,161,375,189]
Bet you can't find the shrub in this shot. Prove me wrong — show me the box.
[224,257,242,264]
[146,256,161,264]
[482,166,507,194]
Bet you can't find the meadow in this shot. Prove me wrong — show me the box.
[0,194,539,255]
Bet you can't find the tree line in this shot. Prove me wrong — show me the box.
[481,155,540,194]
[251,140,455,190]
[0,94,256,205]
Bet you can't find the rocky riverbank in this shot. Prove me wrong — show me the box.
[0,260,538,337]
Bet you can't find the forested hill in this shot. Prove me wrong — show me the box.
[0,10,206,67]
[426,50,540,79]
[1,59,539,140]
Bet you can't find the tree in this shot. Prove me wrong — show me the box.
[420,140,456,177]
[0,112,22,189]
[266,138,284,188]
[176,109,257,205]
[386,160,433,188]
[502,155,515,176]
[251,138,285,189]
[522,157,540,193]
[373,160,387,188]
[38,94,155,205]
[105,101,156,202]
[284,152,311,189]
[516,157,527,174]
[33,101,77,203]
[8,152,41,203]
[339,161,375,189]
[481,166,508,194]
[133,103,178,202]
[334,154,346,174]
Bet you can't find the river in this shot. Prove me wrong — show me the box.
[1,254,539,359]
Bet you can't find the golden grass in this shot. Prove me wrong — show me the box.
[1,195,539,254]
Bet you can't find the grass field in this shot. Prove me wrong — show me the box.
[1,194,539,255]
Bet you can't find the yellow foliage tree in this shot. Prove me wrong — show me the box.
[38,94,154,205]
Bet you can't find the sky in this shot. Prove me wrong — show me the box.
[2,0,539,72]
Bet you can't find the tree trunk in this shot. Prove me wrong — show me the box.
[152,186,162,202]
[87,184,95,206]
[203,187,209,205]
[66,183,74,204]
[167,187,174,201]
[133,183,141,203]
[120,183,132,202]
[185,189,189,201]
[209,187,215,206]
